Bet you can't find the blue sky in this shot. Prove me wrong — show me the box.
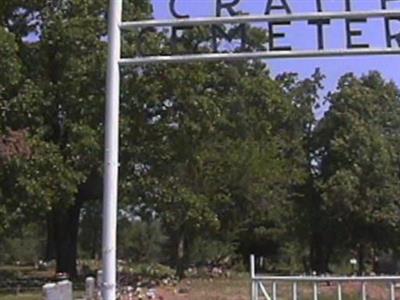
[150,0,400,115]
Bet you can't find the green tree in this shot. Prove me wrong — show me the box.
[0,0,156,277]
[119,53,315,275]
[316,72,400,274]
[273,71,334,273]
[118,219,166,263]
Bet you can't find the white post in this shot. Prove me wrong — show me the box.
[390,282,395,300]
[250,255,256,300]
[337,283,342,300]
[313,282,318,300]
[250,255,256,278]
[272,281,277,300]
[102,0,122,300]
[292,282,297,300]
[361,282,367,300]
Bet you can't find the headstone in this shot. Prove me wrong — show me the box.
[43,283,58,300]
[58,280,73,300]
[96,270,103,289]
[146,288,156,299]
[126,286,134,300]
[42,280,73,300]
[96,270,103,299]
[85,277,95,300]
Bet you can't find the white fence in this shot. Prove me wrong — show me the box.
[250,255,400,300]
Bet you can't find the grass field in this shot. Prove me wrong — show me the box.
[0,291,85,300]
[0,294,38,300]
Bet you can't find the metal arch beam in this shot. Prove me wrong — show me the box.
[120,10,400,30]
[119,48,400,66]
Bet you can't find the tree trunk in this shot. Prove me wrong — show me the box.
[357,244,365,276]
[52,198,83,278]
[176,231,185,279]
[90,225,99,260]
[45,213,56,261]
[309,231,329,274]
[48,172,100,278]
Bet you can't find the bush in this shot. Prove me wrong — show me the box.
[118,219,167,263]
[188,238,236,266]
[0,223,44,265]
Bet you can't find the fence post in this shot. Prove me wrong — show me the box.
[251,255,257,300]
[313,282,318,300]
[361,282,367,300]
[272,281,277,300]
[390,282,395,300]
[337,282,342,300]
[292,282,297,300]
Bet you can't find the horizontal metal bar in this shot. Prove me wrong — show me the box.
[119,48,400,66]
[121,10,400,30]
[252,276,400,282]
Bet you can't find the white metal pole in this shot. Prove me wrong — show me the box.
[313,282,318,300]
[250,255,256,300]
[102,0,122,300]
[292,282,297,300]
[251,255,256,278]
[361,282,367,300]
[390,282,395,300]
[272,281,277,300]
[337,283,342,300]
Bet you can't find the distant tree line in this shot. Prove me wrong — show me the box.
[1,0,400,279]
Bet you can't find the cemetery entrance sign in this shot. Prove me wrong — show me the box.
[119,0,400,65]
[102,1,400,300]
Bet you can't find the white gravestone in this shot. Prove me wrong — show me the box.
[96,270,103,300]
[58,280,73,300]
[43,283,58,300]
[42,280,73,300]
[85,277,95,300]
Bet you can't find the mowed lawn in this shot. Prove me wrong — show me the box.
[0,294,39,300]
[0,291,85,300]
